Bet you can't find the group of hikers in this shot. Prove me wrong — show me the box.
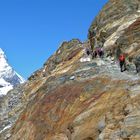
[87,28,105,59]
[87,29,127,73]
[86,47,104,59]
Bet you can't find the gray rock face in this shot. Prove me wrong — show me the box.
[0,84,25,139]
[88,0,140,76]
[89,0,140,35]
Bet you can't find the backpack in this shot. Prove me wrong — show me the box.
[119,54,125,61]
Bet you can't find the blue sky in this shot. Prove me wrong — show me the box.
[0,0,108,79]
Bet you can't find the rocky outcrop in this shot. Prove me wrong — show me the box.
[89,0,140,32]
[89,0,140,58]
[28,39,82,80]
[2,0,140,140]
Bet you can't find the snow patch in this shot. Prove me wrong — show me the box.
[0,124,12,133]
[80,57,91,62]
[15,72,25,83]
[0,78,13,96]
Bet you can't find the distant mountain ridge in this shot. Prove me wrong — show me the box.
[0,48,25,96]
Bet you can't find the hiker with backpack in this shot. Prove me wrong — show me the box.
[93,47,104,58]
[85,47,91,56]
[134,56,140,73]
[98,47,104,58]
[119,54,126,72]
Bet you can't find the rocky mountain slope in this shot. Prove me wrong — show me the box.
[1,0,140,140]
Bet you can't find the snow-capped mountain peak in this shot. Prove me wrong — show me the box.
[0,48,4,54]
[0,49,9,70]
[0,48,25,96]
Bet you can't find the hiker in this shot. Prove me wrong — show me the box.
[93,49,98,58]
[135,63,140,73]
[106,49,113,58]
[134,57,140,73]
[98,47,104,58]
[85,47,90,56]
[93,47,104,58]
[119,54,126,72]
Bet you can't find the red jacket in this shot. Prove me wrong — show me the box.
[119,54,125,62]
